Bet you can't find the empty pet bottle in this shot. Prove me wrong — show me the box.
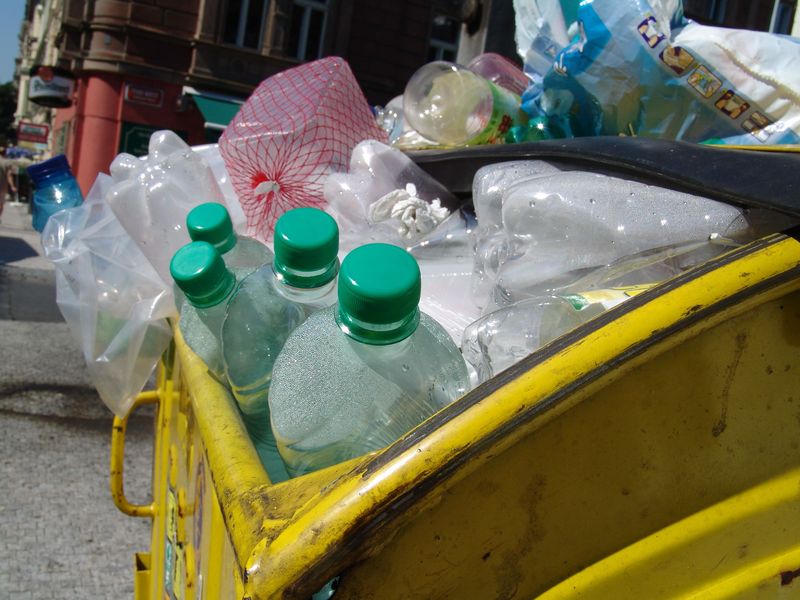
[170,241,235,381]
[187,202,273,279]
[221,207,339,482]
[403,61,528,146]
[269,243,470,477]
[463,237,741,381]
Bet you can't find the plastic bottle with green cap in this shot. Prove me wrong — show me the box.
[220,207,340,482]
[268,243,470,477]
[175,202,273,313]
[170,241,236,380]
[187,202,273,277]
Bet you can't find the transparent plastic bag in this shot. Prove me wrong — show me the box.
[42,174,175,417]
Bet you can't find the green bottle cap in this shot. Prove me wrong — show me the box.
[273,208,339,288]
[170,241,235,308]
[336,243,421,345]
[186,203,237,254]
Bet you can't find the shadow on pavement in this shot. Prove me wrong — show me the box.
[0,265,62,321]
[0,235,39,265]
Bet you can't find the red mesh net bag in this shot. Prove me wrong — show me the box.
[219,57,387,242]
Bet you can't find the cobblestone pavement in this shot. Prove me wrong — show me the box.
[0,411,153,599]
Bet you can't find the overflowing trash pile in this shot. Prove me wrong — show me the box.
[35,0,799,481]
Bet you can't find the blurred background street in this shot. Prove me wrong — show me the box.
[1,202,152,599]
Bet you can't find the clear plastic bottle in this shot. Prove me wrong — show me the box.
[269,243,470,477]
[177,202,273,313]
[473,170,749,311]
[26,154,84,232]
[466,53,530,96]
[403,61,528,146]
[170,241,235,381]
[462,238,740,381]
[462,290,641,382]
[221,208,339,482]
[187,202,273,279]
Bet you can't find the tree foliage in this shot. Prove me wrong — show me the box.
[0,81,17,147]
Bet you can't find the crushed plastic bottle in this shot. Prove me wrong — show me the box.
[170,241,236,381]
[221,208,339,482]
[470,161,561,308]
[108,130,229,285]
[403,61,528,146]
[473,171,752,311]
[462,237,741,381]
[269,243,470,477]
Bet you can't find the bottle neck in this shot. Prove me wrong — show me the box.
[184,272,236,310]
[336,306,420,346]
[218,234,237,255]
[272,268,336,304]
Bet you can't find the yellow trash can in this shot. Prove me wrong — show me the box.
[107,135,800,598]
[109,225,800,599]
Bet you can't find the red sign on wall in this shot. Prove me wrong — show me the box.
[17,121,50,144]
[124,83,164,108]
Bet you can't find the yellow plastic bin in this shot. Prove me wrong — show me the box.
[110,226,800,599]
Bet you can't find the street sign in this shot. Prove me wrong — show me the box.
[119,122,187,156]
[124,83,164,108]
[29,65,76,108]
[17,121,50,144]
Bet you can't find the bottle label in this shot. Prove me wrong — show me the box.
[562,284,653,312]
[465,82,528,146]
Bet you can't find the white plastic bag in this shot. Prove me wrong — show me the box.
[42,174,175,417]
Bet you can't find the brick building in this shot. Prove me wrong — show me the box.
[16,0,474,193]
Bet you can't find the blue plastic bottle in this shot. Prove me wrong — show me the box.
[26,155,84,232]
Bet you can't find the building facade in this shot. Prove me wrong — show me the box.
[15,0,469,193]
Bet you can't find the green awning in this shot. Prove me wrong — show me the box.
[190,94,242,131]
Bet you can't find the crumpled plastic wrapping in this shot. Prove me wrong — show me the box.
[324,140,461,249]
[515,0,800,145]
[42,174,174,417]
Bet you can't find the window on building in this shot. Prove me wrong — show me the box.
[288,0,328,61]
[428,14,460,62]
[770,0,797,34]
[223,0,269,49]
[683,0,795,32]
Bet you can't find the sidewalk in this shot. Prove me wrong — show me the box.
[0,201,154,598]
[0,202,52,270]
[0,201,103,417]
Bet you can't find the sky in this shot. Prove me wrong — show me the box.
[0,0,27,83]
